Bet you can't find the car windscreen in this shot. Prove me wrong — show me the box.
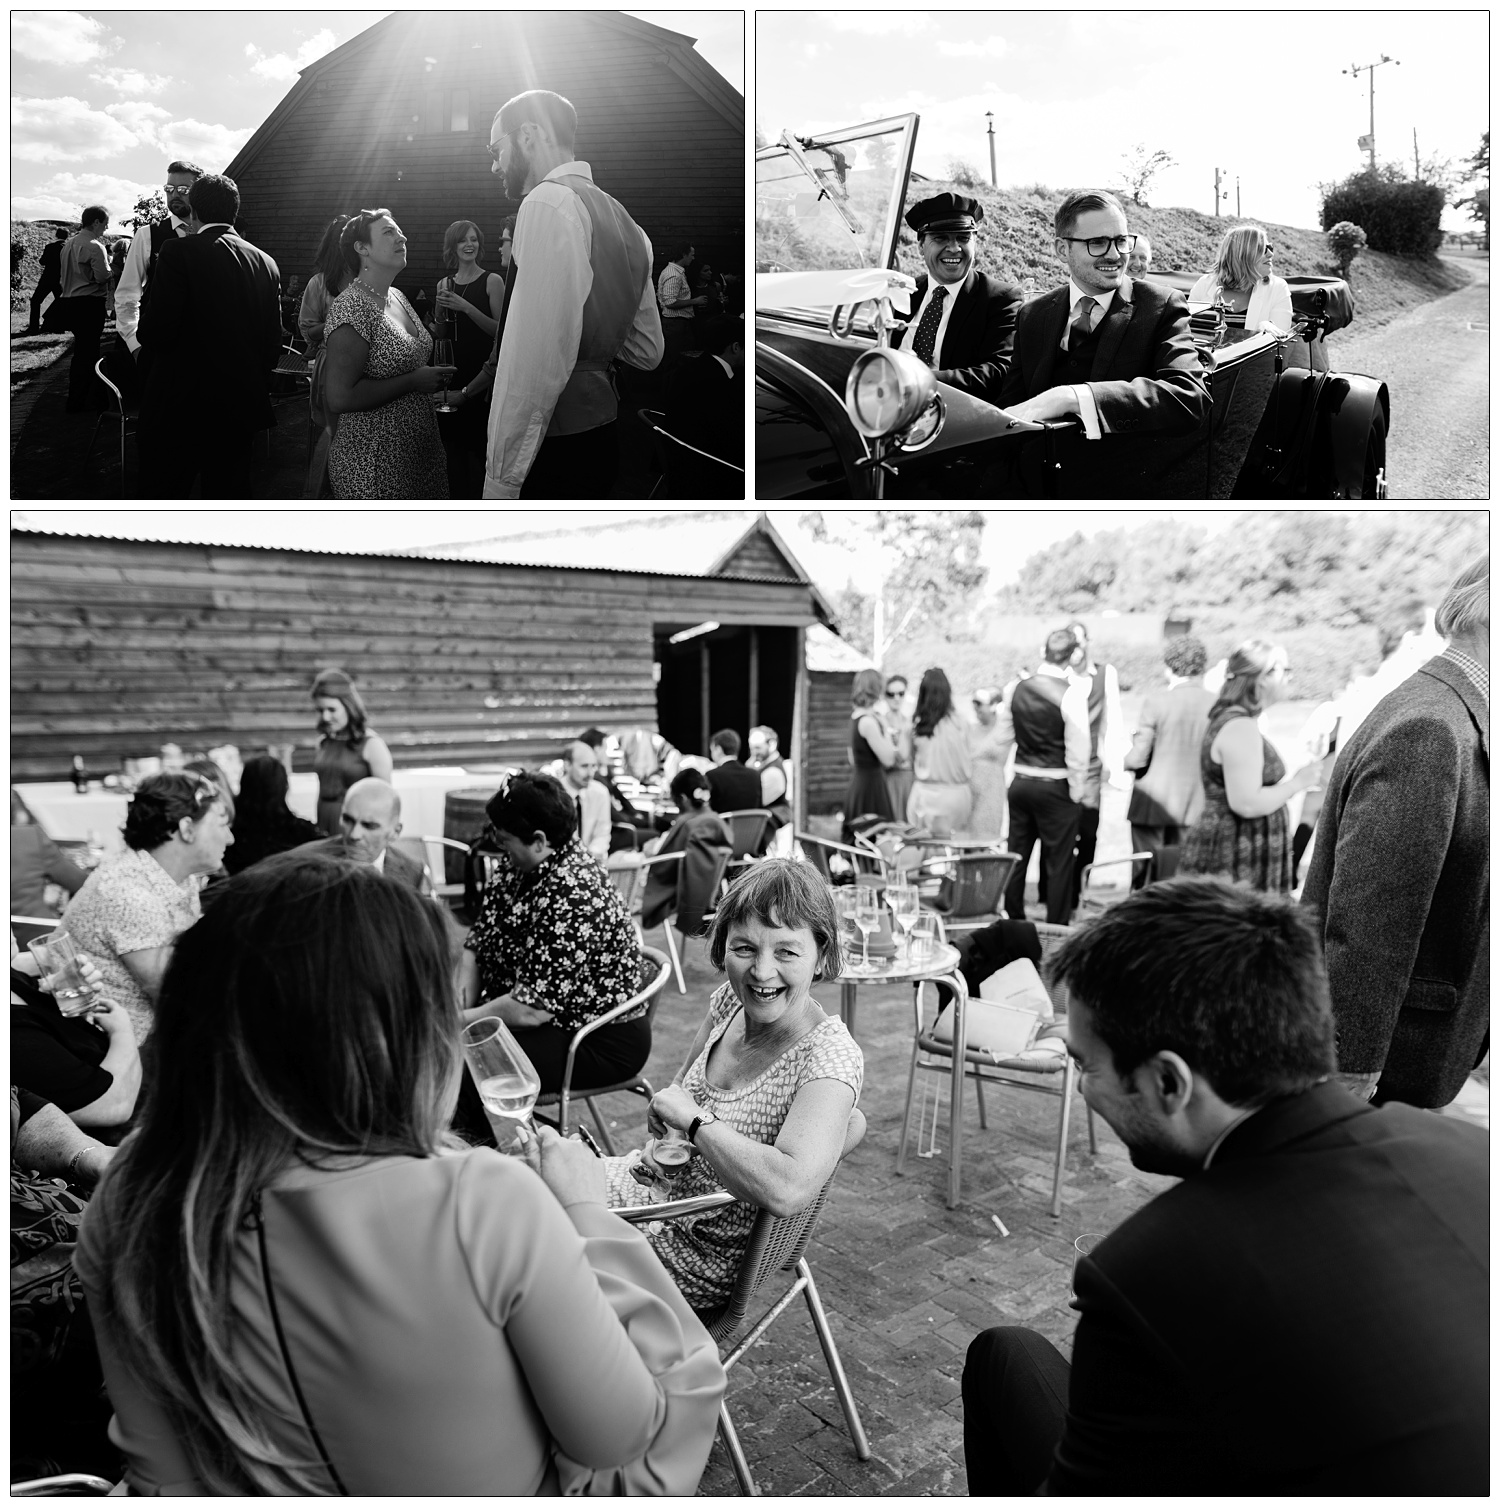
[755,115,918,275]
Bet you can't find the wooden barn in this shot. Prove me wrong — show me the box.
[10,516,862,827]
[223,11,744,300]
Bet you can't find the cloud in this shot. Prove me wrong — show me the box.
[11,11,114,64]
[98,101,251,169]
[244,28,338,82]
[935,37,1010,60]
[89,65,172,97]
[11,95,138,163]
[816,11,931,38]
[11,170,164,225]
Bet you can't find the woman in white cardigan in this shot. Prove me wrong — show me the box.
[1188,224,1293,334]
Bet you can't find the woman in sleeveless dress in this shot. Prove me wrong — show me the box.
[909,668,974,835]
[967,687,1010,840]
[310,667,393,835]
[433,219,504,499]
[842,669,896,842]
[1180,639,1321,893]
[323,209,454,499]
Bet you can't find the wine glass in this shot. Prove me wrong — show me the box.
[853,884,880,971]
[887,883,919,961]
[461,1014,541,1154]
[431,337,457,413]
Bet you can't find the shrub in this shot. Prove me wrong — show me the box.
[946,159,985,191]
[1325,221,1367,277]
[1320,168,1445,256]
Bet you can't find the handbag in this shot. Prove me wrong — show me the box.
[930,958,1053,1061]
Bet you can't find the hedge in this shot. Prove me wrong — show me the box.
[1320,171,1445,257]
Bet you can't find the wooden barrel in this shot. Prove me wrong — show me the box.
[443,787,500,886]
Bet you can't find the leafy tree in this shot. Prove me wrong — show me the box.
[1326,220,1367,276]
[125,189,167,232]
[1454,131,1490,240]
[801,510,988,662]
[946,159,985,190]
[1118,143,1175,207]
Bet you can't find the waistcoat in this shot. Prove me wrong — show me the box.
[1011,676,1069,769]
[1052,316,1107,387]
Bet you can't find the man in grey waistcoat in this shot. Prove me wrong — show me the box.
[1301,556,1489,1109]
[475,89,664,499]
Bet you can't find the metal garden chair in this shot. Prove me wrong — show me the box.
[911,851,1021,935]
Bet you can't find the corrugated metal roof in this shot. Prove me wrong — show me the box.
[805,623,876,674]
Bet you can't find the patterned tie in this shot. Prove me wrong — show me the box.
[1067,295,1098,352]
[912,285,948,366]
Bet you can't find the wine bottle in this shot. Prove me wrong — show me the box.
[72,755,89,793]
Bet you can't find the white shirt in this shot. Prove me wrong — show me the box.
[570,778,612,867]
[899,278,960,368]
[483,161,664,499]
[115,213,189,352]
[657,260,694,319]
[991,661,1092,804]
[1060,278,1115,441]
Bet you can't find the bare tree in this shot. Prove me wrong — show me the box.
[1118,143,1175,207]
[946,159,985,191]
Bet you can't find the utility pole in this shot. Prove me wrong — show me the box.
[1214,165,1223,216]
[1236,176,1241,217]
[1413,126,1420,180]
[985,112,996,189]
[1343,54,1399,173]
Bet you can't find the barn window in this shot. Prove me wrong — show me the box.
[450,89,469,132]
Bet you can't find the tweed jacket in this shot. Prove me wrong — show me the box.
[894,270,1025,404]
[1301,655,1488,1106]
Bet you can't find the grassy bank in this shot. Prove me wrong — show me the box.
[896,179,1470,343]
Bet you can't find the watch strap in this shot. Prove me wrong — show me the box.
[687,1112,717,1143]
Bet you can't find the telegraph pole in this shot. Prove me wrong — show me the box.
[1413,126,1420,179]
[1236,176,1241,217]
[985,112,996,189]
[1343,55,1399,172]
[1214,165,1223,216]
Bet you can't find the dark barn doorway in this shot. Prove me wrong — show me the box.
[654,623,798,757]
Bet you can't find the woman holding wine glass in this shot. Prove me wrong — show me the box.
[322,208,455,499]
[74,853,725,1494]
[433,219,503,498]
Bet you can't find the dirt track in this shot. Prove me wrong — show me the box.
[1324,255,1489,500]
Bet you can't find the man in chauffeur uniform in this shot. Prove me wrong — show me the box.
[894,193,1024,405]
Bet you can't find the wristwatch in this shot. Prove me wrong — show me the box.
[687,1111,719,1143]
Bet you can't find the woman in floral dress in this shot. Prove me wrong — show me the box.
[323,208,455,499]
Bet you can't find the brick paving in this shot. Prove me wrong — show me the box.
[591,922,1178,1497]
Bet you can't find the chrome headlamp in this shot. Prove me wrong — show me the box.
[844,347,944,448]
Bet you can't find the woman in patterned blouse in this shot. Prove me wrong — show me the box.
[459,772,645,1095]
[604,860,865,1311]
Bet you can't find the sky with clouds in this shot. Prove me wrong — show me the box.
[11,10,743,224]
[757,10,1489,232]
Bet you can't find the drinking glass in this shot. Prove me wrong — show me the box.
[651,1125,693,1178]
[908,912,939,962]
[886,883,919,960]
[431,337,458,413]
[853,884,880,970]
[28,931,94,1017]
[461,1014,541,1154]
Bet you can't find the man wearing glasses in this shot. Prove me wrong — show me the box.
[895,193,1023,404]
[997,190,1205,453]
[473,89,664,499]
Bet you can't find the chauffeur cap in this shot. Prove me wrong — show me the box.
[905,192,984,236]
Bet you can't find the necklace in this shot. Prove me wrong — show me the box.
[353,275,388,306]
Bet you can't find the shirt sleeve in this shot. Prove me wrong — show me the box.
[483,189,590,499]
[1071,383,1103,439]
[1061,679,1092,804]
[38,832,88,894]
[115,230,154,351]
[621,261,665,371]
[92,875,178,958]
[12,1013,113,1113]
[799,1021,864,1103]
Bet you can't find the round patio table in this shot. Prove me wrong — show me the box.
[836,940,962,1041]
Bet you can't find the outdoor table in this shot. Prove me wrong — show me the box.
[836,940,963,1041]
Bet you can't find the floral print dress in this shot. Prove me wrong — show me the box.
[325,283,448,499]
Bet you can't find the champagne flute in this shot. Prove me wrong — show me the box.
[461,1014,541,1154]
[853,884,879,970]
[887,883,919,961]
[432,337,457,414]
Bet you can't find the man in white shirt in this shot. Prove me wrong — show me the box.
[559,740,612,867]
[479,89,663,499]
[297,778,428,893]
[656,239,705,375]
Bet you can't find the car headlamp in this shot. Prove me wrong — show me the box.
[845,347,941,442]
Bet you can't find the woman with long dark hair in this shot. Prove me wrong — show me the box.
[297,214,351,358]
[909,667,974,834]
[75,855,723,1494]
[225,754,321,874]
[1180,638,1320,892]
[310,666,393,835]
[842,667,896,841]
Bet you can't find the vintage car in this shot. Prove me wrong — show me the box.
[756,114,1388,500]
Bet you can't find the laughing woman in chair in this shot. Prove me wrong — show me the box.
[606,861,865,1312]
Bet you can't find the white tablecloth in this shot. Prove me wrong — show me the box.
[14,768,498,853]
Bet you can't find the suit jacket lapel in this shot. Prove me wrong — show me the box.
[1090,276,1135,380]
[1420,657,1489,761]
[896,272,929,328]
[1031,287,1070,392]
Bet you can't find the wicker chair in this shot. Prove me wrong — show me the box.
[896,919,1095,1213]
[618,1171,870,1494]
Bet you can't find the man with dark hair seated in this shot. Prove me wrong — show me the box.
[458,772,645,1099]
[704,728,762,814]
[663,314,743,471]
[961,875,1487,1496]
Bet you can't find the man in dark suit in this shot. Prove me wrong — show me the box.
[1301,556,1488,1109]
[298,778,429,895]
[962,877,1488,1496]
[892,193,1023,405]
[25,228,67,335]
[997,189,1206,456]
[136,172,282,498]
[704,729,764,814]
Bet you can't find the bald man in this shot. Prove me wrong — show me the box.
[558,740,611,866]
[298,777,428,893]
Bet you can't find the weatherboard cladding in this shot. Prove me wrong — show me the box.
[10,534,819,781]
[224,12,743,305]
